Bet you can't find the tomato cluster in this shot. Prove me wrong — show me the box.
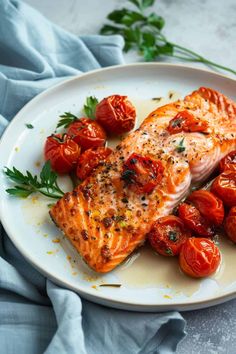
[44,95,136,179]
[147,150,236,279]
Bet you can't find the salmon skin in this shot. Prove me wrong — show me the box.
[50,87,236,273]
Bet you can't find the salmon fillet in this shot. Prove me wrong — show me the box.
[50,87,236,273]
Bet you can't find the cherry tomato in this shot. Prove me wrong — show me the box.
[44,134,80,174]
[147,216,190,256]
[219,151,236,173]
[178,203,214,237]
[167,110,208,134]
[211,171,236,207]
[179,238,221,278]
[95,95,136,135]
[76,147,112,180]
[121,153,164,194]
[67,118,106,151]
[224,206,236,243]
[187,190,224,226]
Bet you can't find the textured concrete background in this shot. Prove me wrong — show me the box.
[25,1,236,353]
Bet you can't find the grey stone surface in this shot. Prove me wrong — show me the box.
[180,299,236,354]
[25,0,236,74]
[24,0,236,352]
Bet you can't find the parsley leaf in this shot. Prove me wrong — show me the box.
[4,161,65,199]
[57,112,78,129]
[83,96,99,119]
[168,231,177,242]
[100,24,123,35]
[108,9,145,26]
[25,123,34,129]
[176,138,186,153]
[128,0,142,10]
[56,95,99,129]
[141,0,155,9]
[165,248,173,256]
[147,13,165,29]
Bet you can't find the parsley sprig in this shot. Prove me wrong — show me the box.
[100,0,236,75]
[57,96,99,129]
[57,112,78,129]
[4,161,65,199]
[83,96,99,119]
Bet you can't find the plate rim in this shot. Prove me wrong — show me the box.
[0,62,236,311]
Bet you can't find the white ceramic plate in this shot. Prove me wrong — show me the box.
[0,63,236,312]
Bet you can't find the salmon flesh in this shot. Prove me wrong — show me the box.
[50,87,236,272]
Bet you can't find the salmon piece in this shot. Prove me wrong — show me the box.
[50,87,236,273]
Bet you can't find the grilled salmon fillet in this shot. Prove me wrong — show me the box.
[50,87,236,273]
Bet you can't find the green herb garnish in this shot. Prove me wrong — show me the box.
[119,220,127,228]
[57,96,99,129]
[176,138,185,153]
[170,118,182,129]
[99,284,122,288]
[57,112,78,129]
[100,0,236,75]
[4,161,65,199]
[168,231,177,242]
[165,248,173,256]
[83,96,99,119]
[25,123,34,129]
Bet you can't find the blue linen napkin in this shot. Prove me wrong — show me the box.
[0,1,186,353]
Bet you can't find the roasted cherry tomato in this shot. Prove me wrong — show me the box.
[44,134,80,174]
[67,118,106,151]
[76,147,112,180]
[147,215,190,256]
[178,203,214,237]
[95,95,136,135]
[224,206,236,243]
[179,238,221,278]
[187,190,224,226]
[167,110,208,134]
[211,170,236,207]
[219,151,236,173]
[121,153,164,194]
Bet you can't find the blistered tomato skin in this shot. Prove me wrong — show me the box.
[211,170,236,207]
[44,134,80,174]
[67,118,106,151]
[179,238,221,278]
[224,207,236,243]
[219,151,236,173]
[178,203,214,237]
[187,190,224,226]
[167,110,208,134]
[76,147,112,181]
[121,153,164,194]
[147,215,190,256]
[95,95,136,135]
